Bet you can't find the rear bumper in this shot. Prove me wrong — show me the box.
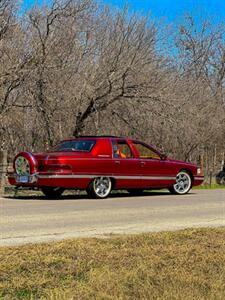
[7,172,90,189]
[8,173,38,184]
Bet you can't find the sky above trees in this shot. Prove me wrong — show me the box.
[21,0,225,23]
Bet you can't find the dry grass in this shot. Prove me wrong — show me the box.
[1,228,225,300]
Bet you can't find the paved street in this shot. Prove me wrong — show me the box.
[0,189,225,246]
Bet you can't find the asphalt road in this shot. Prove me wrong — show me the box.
[0,189,225,246]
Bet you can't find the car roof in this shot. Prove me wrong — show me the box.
[62,136,130,141]
[60,136,159,150]
[54,136,163,155]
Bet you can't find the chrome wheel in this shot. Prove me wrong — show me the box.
[169,171,192,195]
[89,177,112,198]
[87,177,112,199]
[172,171,191,194]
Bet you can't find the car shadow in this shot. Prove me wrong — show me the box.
[3,190,195,201]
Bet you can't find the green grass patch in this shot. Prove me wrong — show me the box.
[194,183,225,189]
[1,228,225,299]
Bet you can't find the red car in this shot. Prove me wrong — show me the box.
[8,136,204,198]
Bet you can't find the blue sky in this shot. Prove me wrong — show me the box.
[21,0,225,23]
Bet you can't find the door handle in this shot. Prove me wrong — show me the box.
[140,161,146,166]
[115,160,120,165]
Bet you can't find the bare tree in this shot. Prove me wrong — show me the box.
[25,0,93,145]
[0,0,224,176]
[177,15,225,104]
[0,0,29,150]
[72,8,161,136]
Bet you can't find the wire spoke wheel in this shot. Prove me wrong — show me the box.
[15,156,30,175]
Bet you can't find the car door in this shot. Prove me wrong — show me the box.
[132,142,176,188]
[111,139,141,188]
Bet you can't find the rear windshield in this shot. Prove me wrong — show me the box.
[51,140,96,152]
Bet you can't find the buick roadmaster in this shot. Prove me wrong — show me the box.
[8,136,204,198]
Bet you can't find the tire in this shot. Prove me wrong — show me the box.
[41,187,65,199]
[86,177,112,199]
[127,189,144,196]
[169,171,192,195]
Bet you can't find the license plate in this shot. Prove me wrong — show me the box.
[18,176,29,183]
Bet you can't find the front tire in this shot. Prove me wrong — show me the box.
[87,177,112,199]
[41,187,64,199]
[169,171,192,195]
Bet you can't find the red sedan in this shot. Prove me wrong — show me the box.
[8,136,204,198]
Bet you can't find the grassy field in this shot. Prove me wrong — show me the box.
[1,228,225,300]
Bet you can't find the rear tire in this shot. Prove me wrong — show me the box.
[86,177,112,199]
[169,171,192,195]
[41,187,64,199]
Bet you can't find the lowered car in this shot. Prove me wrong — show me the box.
[8,136,204,198]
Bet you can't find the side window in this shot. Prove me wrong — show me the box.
[134,143,161,160]
[112,140,133,159]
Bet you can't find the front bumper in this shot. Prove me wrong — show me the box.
[192,176,204,187]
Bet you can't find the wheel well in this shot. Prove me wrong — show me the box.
[179,169,194,183]
[110,177,116,189]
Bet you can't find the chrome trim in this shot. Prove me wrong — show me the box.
[194,176,204,181]
[38,174,96,179]
[27,152,37,166]
[8,172,38,179]
[38,174,176,180]
[9,172,176,181]
[115,176,175,180]
[36,158,115,161]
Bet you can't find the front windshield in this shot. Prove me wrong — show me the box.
[51,140,96,152]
